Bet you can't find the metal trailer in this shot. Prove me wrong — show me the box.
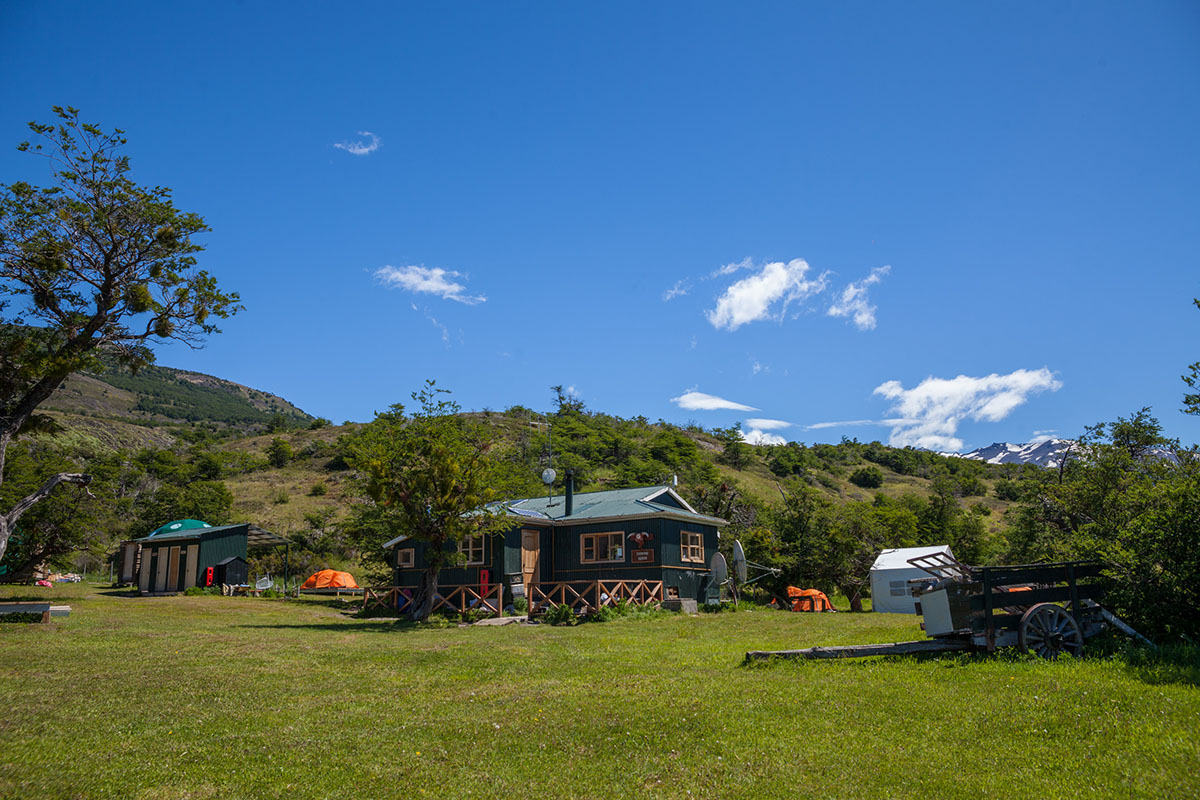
[746,555,1150,661]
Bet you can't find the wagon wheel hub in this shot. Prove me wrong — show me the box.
[1018,603,1083,660]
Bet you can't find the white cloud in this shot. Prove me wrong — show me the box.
[746,418,792,430]
[804,418,910,431]
[711,257,752,278]
[828,265,891,331]
[1030,429,1058,443]
[741,428,787,446]
[334,131,381,155]
[751,360,767,375]
[375,265,486,305]
[873,368,1063,451]
[670,391,758,411]
[662,280,690,302]
[707,259,829,331]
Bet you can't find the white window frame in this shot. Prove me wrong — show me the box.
[459,535,486,566]
[680,531,705,563]
[580,532,625,564]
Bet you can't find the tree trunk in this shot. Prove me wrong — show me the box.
[840,583,865,612]
[408,561,441,622]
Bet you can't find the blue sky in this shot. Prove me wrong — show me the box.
[3,2,1198,450]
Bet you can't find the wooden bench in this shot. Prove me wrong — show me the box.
[0,602,71,623]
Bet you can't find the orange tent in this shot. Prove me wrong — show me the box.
[301,569,360,590]
[786,586,835,612]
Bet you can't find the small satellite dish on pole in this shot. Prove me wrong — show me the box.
[709,551,728,587]
[732,539,748,584]
[541,468,556,486]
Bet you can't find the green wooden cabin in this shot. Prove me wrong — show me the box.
[384,483,728,606]
[129,520,287,594]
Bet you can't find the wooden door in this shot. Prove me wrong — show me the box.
[521,530,540,594]
[166,547,181,592]
[154,549,169,593]
[183,545,199,589]
[138,550,152,593]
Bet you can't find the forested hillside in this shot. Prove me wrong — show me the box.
[45,362,312,430]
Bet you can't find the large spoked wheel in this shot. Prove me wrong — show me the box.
[1018,603,1083,659]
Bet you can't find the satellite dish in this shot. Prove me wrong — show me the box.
[709,551,728,587]
[733,539,748,584]
[541,468,557,485]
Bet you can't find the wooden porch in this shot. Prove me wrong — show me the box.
[361,579,664,618]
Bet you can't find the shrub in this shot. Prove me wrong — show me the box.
[272,489,290,505]
[511,597,528,614]
[994,478,1022,501]
[183,586,219,596]
[543,603,576,626]
[849,466,884,489]
[308,482,328,497]
[266,438,292,468]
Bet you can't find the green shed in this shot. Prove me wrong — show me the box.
[131,521,287,594]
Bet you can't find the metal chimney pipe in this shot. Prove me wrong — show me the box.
[565,470,574,516]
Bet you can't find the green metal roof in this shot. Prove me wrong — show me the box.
[383,485,726,548]
[502,485,727,526]
[133,523,289,547]
[146,519,212,538]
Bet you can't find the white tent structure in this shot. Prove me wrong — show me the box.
[869,545,955,614]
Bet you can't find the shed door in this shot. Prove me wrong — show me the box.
[166,547,181,592]
[120,543,136,583]
[521,530,540,593]
[154,549,169,592]
[138,551,152,593]
[183,545,199,589]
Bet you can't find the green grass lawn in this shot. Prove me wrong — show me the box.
[1,585,1196,799]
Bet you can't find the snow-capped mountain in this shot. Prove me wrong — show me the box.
[943,439,1179,468]
[942,439,1075,468]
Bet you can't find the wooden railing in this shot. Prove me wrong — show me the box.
[528,580,663,615]
[364,579,663,618]
[362,583,502,617]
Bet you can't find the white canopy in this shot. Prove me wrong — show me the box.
[869,545,954,614]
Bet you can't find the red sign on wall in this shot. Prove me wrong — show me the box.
[631,548,654,564]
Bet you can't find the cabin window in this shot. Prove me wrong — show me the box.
[680,531,704,563]
[889,580,909,597]
[459,536,486,566]
[581,532,625,563]
[396,548,415,569]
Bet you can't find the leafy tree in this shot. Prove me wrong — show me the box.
[345,382,511,620]
[0,107,239,566]
[266,437,292,468]
[849,465,884,489]
[1004,409,1198,641]
[714,423,750,469]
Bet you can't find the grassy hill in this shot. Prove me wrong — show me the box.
[45,362,312,430]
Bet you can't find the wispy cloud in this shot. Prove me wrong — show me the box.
[751,360,768,375]
[711,257,752,278]
[828,265,891,331]
[874,368,1063,451]
[1030,429,1058,443]
[741,428,787,446]
[662,280,690,302]
[804,418,897,431]
[670,391,758,411]
[746,418,791,430]
[375,265,486,305]
[334,130,381,156]
[706,259,829,331]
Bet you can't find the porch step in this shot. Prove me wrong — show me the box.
[473,615,528,626]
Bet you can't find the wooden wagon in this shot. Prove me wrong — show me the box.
[747,555,1149,661]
